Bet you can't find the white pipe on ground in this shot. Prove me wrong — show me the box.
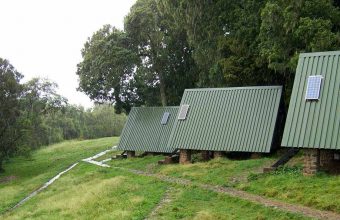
[10,162,79,210]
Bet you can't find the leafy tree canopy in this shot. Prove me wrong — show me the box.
[0,58,23,171]
[77,0,198,112]
[77,0,340,111]
[76,25,139,113]
[161,0,340,102]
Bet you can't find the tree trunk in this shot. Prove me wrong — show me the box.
[0,158,4,173]
[159,73,167,107]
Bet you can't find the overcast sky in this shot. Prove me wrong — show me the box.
[0,0,136,108]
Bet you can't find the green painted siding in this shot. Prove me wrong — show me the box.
[117,107,178,153]
[168,86,282,153]
[282,51,340,149]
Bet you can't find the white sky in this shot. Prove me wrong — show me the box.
[0,0,136,108]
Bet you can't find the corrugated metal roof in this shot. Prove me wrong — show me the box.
[167,86,283,153]
[117,107,178,153]
[282,51,340,149]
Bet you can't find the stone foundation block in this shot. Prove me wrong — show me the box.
[303,149,319,176]
[251,153,262,159]
[213,151,224,158]
[179,149,191,164]
[127,151,136,158]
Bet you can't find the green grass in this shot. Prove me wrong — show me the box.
[0,138,310,219]
[0,138,336,219]
[3,164,168,220]
[0,137,118,213]
[109,154,340,214]
[2,161,310,220]
[239,166,340,213]
[150,186,310,220]
[156,157,274,187]
[109,155,164,172]
[108,155,275,187]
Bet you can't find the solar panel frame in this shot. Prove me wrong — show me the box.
[161,112,170,125]
[178,104,189,120]
[305,75,323,100]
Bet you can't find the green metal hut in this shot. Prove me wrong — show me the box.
[281,51,340,175]
[117,106,179,156]
[167,86,283,163]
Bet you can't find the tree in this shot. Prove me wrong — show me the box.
[77,1,198,112]
[161,0,269,87]
[162,0,340,103]
[125,0,198,106]
[76,25,139,114]
[0,58,23,172]
[82,104,127,139]
[77,0,340,113]
[258,0,340,101]
[19,78,68,148]
[125,0,170,106]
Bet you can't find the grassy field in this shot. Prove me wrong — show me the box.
[3,164,168,219]
[108,154,275,187]
[147,186,309,220]
[0,138,308,219]
[0,138,338,219]
[107,153,340,214]
[0,137,118,214]
[2,161,308,220]
[240,166,340,212]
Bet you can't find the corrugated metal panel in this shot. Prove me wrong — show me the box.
[282,51,340,149]
[167,86,282,153]
[117,107,179,153]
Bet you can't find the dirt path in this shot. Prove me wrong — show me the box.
[144,187,175,220]
[0,175,17,184]
[112,166,340,220]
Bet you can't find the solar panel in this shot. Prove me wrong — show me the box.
[178,104,189,120]
[305,75,323,100]
[161,112,170,125]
